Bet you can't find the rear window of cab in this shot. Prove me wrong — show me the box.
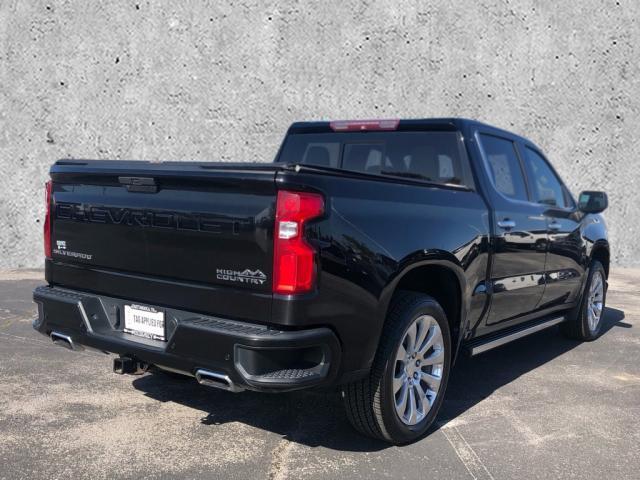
[277,131,474,188]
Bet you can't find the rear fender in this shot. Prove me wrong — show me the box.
[377,250,468,360]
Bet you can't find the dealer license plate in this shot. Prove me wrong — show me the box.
[124,304,166,341]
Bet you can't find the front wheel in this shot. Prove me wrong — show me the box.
[342,291,451,444]
[562,260,607,341]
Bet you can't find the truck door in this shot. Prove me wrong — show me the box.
[519,144,585,309]
[476,132,548,325]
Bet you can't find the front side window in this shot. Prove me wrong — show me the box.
[479,134,528,201]
[523,148,567,208]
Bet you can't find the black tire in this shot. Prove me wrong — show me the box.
[561,260,607,341]
[342,291,452,444]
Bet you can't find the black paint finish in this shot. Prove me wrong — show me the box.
[36,118,609,388]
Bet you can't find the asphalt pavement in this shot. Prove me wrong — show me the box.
[0,268,638,480]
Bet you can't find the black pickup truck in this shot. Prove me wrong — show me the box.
[33,118,610,444]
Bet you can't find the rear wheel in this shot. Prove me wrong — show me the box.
[562,260,607,341]
[342,291,451,444]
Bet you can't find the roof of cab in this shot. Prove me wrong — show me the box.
[287,117,519,136]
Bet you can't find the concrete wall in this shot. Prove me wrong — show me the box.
[1,1,638,268]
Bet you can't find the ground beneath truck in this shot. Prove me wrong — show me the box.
[0,268,638,479]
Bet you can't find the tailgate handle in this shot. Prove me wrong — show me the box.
[118,176,158,193]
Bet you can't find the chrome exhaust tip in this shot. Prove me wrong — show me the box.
[50,331,83,351]
[195,369,243,392]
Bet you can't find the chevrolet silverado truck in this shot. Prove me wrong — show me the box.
[33,118,610,444]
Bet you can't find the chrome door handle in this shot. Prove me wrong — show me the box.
[548,222,561,231]
[497,219,516,229]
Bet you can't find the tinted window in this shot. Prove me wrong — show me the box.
[523,148,567,208]
[343,143,384,173]
[277,134,340,168]
[479,134,528,201]
[299,142,340,168]
[278,131,471,187]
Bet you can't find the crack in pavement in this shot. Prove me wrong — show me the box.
[441,425,495,480]
[268,438,295,480]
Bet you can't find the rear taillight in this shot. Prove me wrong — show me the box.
[329,119,400,131]
[44,180,52,258]
[273,190,324,294]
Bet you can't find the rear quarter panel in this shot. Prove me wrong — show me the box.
[274,171,490,376]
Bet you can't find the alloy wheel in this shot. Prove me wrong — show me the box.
[393,315,445,426]
[587,271,604,333]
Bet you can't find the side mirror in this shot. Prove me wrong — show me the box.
[578,191,608,214]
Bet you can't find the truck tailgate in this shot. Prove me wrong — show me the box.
[48,161,278,319]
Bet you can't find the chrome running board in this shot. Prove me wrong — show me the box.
[467,316,566,356]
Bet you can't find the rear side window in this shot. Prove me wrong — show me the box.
[278,131,472,187]
[522,147,567,208]
[479,134,528,201]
